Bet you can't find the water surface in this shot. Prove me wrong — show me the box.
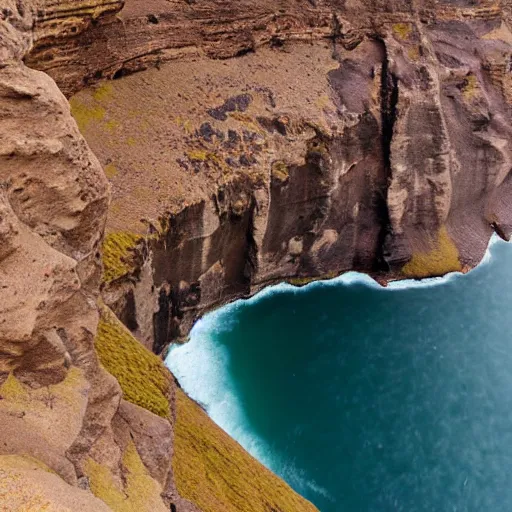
[167,238,512,512]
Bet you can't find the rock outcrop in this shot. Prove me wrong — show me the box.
[1,0,511,510]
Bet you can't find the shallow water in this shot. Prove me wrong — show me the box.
[167,237,512,512]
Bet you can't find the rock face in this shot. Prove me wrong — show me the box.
[64,0,512,351]
[1,5,321,511]
[1,0,511,510]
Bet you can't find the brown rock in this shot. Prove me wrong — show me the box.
[113,399,173,486]
[0,455,113,512]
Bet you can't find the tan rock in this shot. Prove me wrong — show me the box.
[0,455,113,512]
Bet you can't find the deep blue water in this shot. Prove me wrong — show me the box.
[167,237,512,512]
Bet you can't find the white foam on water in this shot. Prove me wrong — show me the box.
[168,310,278,472]
[281,461,334,501]
[166,234,503,499]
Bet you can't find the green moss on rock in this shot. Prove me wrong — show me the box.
[69,98,106,133]
[85,441,166,512]
[92,83,114,102]
[102,232,142,284]
[94,307,171,418]
[402,226,462,278]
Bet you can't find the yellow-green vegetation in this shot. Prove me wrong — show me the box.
[175,116,194,134]
[0,456,54,511]
[0,373,29,401]
[229,111,264,134]
[271,160,289,183]
[69,97,106,133]
[92,83,114,102]
[461,74,479,101]
[94,307,171,418]
[70,81,118,134]
[402,226,462,278]
[0,454,54,474]
[0,368,85,409]
[186,149,222,164]
[186,149,210,161]
[104,163,118,179]
[85,441,165,512]
[173,388,318,512]
[102,231,142,283]
[288,271,338,287]
[315,94,332,110]
[393,23,413,40]
[104,119,120,132]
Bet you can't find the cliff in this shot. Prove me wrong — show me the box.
[0,0,511,510]
[65,0,512,350]
[0,1,318,511]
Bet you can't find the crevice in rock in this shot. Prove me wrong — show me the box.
[242,196,259,286]
[117,288,139,332]
[380,48,398,181]
[378,42,398,271]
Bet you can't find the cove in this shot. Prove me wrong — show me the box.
[166,237,512,512]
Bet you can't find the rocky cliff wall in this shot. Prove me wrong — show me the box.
[65,0,512,351]
[1,1,319,511]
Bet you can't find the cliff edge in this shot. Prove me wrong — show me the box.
[63,0,512,350]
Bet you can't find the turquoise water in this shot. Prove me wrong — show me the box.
[167,238,512,512]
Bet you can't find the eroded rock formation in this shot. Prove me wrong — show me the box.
[1,0,511,510]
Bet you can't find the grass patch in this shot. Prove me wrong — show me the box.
[92,83,114,102]
[392,23,412,40]
[69,98,106,133]
[85,441,165,512]
[173,388,318,512]
[271,161,289,183]
[461,74,479,101]
[185,149,223,165]
[402,226,462,278]
[288,271,338,287]
[94,307,171,418]
[102,232,142,284]
[0,373,28,401]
